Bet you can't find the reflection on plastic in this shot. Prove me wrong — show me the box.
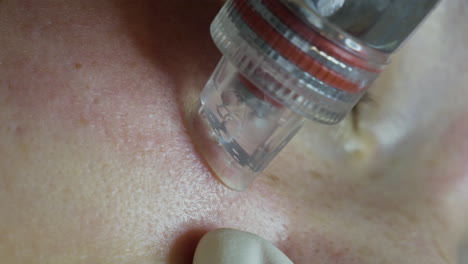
[196,0,440,191]
[198,57,304,191]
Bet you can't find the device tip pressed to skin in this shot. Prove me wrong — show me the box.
[195,0,440,191]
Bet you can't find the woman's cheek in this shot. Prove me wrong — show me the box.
[0,0,223,159]
[430,112,468,234]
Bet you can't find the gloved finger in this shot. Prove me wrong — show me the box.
[193,228,293,264]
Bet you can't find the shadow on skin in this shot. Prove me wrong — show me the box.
[113,0,222,112]
[168,228,211,264]
[113,0,222,263]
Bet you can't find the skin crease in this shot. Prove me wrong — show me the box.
[0,0,468,263]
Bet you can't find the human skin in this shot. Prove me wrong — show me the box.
[0,0,468,263]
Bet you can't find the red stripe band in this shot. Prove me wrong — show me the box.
[231,0,370,93]
[262,0,380,72]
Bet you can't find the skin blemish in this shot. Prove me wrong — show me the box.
[12,124,24,137]
[74,63,82,69]
[310,170,325,180]
[266,174,281,185]
[79,116,90,127]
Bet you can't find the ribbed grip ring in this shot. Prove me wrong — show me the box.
[211,0,387,124]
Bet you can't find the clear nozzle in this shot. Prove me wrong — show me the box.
[199,57,304,191]
[195,0,440,191]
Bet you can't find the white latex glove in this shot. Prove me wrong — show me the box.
[194,229,294,264]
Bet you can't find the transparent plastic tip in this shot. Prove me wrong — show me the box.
[195,0,438,191]
[198,57,304,191]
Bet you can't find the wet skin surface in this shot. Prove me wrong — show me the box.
[0,0,468,263]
